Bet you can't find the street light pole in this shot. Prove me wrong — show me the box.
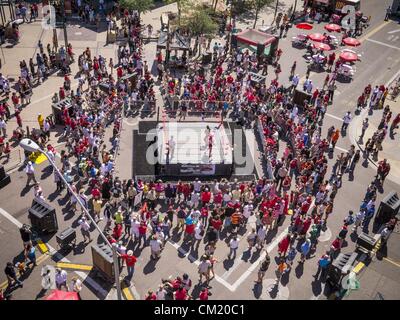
[61,0,69,64]
[19,139,122,300]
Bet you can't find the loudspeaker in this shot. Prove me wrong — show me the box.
[0,166,10,189]
[375,191,400,225]
[91,244,121,282]
[28,198,58,233]
[0,165,5,179]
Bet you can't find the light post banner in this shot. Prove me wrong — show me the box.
[134,191,143,208]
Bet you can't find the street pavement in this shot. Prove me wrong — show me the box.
[1,0,400,300]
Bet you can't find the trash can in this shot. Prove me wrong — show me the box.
[56,227,76,249]
[374,191,400,226]
[28,198,58,233]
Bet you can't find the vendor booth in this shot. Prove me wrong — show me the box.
[231,29,279,61]
[157,31,191,68]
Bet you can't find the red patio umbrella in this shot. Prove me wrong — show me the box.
[342,37,361,47]
[46,290,80,301]
[324,23,341,32]
[296,23,313,30]
[313,42,331,51]
[308,33,326,42]
[339,51,358,62]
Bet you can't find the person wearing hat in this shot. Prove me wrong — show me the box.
[120,250,137,280]
[25,161,37,186]
[70,276,82,299]
[78,216,92,243]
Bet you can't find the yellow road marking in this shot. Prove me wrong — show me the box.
[373,239,381,253]
[36,240,49,254]
[121,282,135,300]
[55,262,93,271]
[358,21,391,43]
[383,257,400,268]
[352,261,365,274]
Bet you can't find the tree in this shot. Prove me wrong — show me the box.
[181,6,218,55]
[251,0,274,28]
[164,0,191,26]
[119,0,154,17]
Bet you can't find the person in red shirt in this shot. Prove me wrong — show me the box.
[120,250,137,280]
[117,66,123,79]
[15,109,23,127]
[112,223,123,241]
[174,286,188,300]
[138,221,147,248]
[59,87,65,100]
[210,215,222,232]
[145,290,157,300]
[278,234,291,257]
[201,188,211,206]
[199,287,209,300]
[330,236,342,258]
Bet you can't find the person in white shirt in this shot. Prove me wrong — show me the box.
[55,268,68,290]
[193,178,202,193]
[290,105,299,120]
[70,276,82,299]
[193,221,204,251]
[25,161,37,186]
[156,285,166,300]
[0,118,7,137]
[228,236,239,259]
[352,210,365,232]
[256,226,267,249]
[130,216,140,241]
[198,255,211,283]
[149,235,163,260]
[291,74,299,90]
[190,192,200,208]
[341,111,352,131]
[78,216,91,242]
[243,202,254,223]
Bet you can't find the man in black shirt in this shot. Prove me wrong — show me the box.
[206,227,218,245]
[4,262,23,288]
[20,225,32,249]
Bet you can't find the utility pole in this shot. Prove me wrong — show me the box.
[165,17,170,66]
[61,0,69,63]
